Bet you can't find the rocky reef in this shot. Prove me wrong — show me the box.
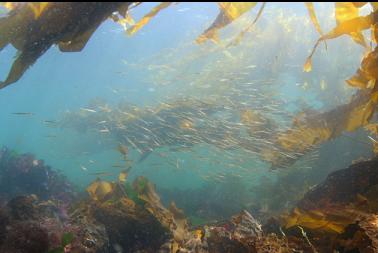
[0,146,75,204]
[0,146,378,252]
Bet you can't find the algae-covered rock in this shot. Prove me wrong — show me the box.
[0,146,76,203]
[280,157,378,252]
[1,221,49,253]
[92,196,171,253]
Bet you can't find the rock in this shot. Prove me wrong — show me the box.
[0,196,55,253]
[7,195,38,220]
[281,157,378,252]
[0,221,49,253]
[333,214,378,253]
[205,210,264,253]
[298,157,378,210]
[92,197,171,253]
[231,210,262,239]
[69,204,110,253]
[0,146,76,203]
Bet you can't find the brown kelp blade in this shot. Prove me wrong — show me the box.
[305,3,325,37]
[346,46,378,89]
[305,2,327,50]
[127,2,172,36]
[58,25,100,52]
[0,2,131,89]
[196,2,257,44]
[227,2,266,47]
[322,11,375,40]
[335,2,367,48]
[262,89,378,168]
[304,10,377,72]
[303,39,321,72]
[0,45,48,89]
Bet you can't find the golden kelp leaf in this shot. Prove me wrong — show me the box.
[369,11,378,52]
[283,207,354,234]
[125,14,135,25]
[322,12,374,41]
[127,2,172,36]
[196,2,257,44]
[227,2,266,47]
[370,91,378,102]
[347,47,378,88]
[336,3,360,23]
[346,70,370,88]
[115,13,135,30]
[27,2,49,19]
[305,3,325,37]
[303,56,313,72]
[86,179,115,201]
[284,208,336,231]
[335,2,367,47]
[303,38,322,72]
[305,11,375,71]
[372,24,378,43]
[344,100,376,131]
[0,2,19,10]
[350,30,368,47]
[360,47,378,80]
[218,2,257,20]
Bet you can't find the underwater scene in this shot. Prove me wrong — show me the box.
[0,2,378,252]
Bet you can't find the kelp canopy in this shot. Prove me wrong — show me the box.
[1,2,378,166]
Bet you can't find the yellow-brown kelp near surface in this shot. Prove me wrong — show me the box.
[254,2,378,168]
[304,3,377,72]
[0,2,131,89]
[193,2,378,162]
[1,2,378,167]
[335,2,368,47]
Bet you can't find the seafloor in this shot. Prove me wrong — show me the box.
[0,146,377,253]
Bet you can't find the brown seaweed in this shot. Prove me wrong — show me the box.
[0,2,131,89]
